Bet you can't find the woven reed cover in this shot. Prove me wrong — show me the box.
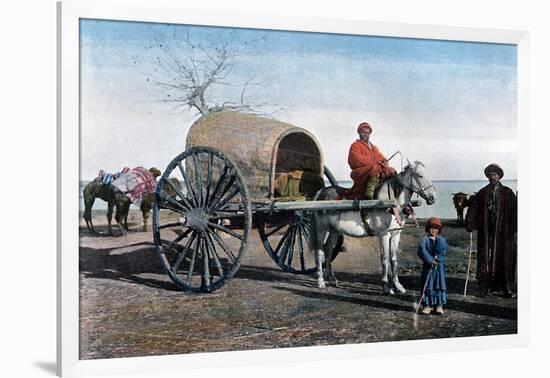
[186,111,324,200]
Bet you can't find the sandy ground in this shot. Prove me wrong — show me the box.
[79,210,517,360]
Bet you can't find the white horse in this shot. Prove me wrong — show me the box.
[309,161,436,294]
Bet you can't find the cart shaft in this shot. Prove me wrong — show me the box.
[254,199,398,212]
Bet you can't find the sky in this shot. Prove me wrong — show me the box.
[79,19,518,181]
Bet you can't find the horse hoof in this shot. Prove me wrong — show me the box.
[382,283,394,294]
[318,281,326,289]
[394,283,407,294]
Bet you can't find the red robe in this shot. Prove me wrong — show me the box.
[347,139,386,195]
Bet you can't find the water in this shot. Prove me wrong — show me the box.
[337,179,518,219]
[80,180,518,219]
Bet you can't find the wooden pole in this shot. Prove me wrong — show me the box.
[415,266,433,315]
[464,232,473,300]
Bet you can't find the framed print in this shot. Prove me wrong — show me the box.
[58,0,529,376]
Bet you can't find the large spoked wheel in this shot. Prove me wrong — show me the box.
[152,147,252,293]
[258,165,343,274]
[258,211,343,275]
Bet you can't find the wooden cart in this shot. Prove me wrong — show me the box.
[152,111,398,293]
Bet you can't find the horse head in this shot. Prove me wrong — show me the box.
[399,161,436,205]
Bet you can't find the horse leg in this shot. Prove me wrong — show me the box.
[315,248,327,288]
[325,230,340,287]
[115,204,127,236]
[83,192,96,233]
[389,232,406,294]
[83,203,96,233]
[379,234,394,294]
[142,210,148,232]
[309,212,327,289]
[123,202,130,231]
[141,199,152,232]
[107,203,114,235]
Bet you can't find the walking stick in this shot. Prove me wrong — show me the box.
[464,232,473,300]
[415,266,433,315]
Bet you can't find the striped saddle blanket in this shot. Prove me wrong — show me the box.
[112,167,157,205]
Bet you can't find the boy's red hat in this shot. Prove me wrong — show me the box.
[425,217,442,232]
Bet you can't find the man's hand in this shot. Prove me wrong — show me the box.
[431,259,439,268]
[382,166,397,177]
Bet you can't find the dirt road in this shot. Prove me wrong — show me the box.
[79,212,517,359]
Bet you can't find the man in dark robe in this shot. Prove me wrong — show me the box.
[466,163,517,298]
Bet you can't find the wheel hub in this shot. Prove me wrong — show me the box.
[183,208,209,232]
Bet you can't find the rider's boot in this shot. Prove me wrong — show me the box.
[365,175,379,200]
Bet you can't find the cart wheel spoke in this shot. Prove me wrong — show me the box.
[192,153,204,208]
[158,221,185,230]
[297,224,306,272]
[265,223,287,238]
[163,178,193,210]
[273,227,291,257]
[172,231,197,272]
[210,185,240,212]
[186,236,199,285]
[206,221,244,240]
[282,227,296,266]
[200,235,211,289]
[206,165,229,209]
[204,153,214,209]
[207,228,238,263]
[205,231,225,277]
[208,173,237,211]
[169,228,192,245]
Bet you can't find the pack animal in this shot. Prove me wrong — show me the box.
[82,180,154,235]
[309,161,436,294]
[452,192,469,224]
[83,169,180,236]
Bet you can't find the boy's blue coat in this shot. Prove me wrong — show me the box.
[417,235,448,303]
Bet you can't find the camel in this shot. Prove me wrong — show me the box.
[83,167,162,235]
[82,179,155,235]
[83,167,183,236]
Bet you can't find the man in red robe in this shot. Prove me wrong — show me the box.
[466,163,517,298]
[348,122,397,199]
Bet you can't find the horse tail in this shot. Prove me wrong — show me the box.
[308,186,339,252]
[308,206,320,253]
[308,187,328,253]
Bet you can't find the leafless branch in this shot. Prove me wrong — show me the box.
[144,29,282,118]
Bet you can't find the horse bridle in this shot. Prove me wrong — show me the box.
[399,165,434,200]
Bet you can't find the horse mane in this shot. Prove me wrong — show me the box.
[376,175,404,198]
[381,161,424,198]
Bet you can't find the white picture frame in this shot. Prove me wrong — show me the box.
[57,1,530,376]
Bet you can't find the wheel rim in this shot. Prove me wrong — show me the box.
[153,147,251,293]
[258,211,342,274]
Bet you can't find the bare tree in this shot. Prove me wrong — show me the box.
[147,29,281,117]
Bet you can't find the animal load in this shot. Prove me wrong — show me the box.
[112,167,157,206]
[274,169,325,201]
